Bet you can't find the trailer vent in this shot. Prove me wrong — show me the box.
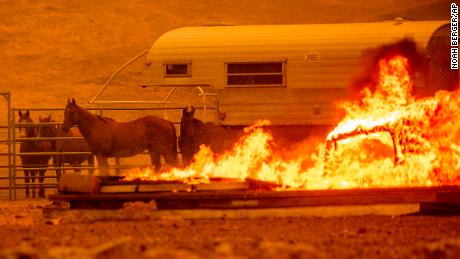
[305,53,320,61]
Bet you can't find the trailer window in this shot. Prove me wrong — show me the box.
[164,63,190,77]
[226,62,285,87]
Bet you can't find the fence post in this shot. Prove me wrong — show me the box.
[3,92,13,200]
[11,106,17,200]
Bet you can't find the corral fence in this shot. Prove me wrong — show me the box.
[0,90,216,200]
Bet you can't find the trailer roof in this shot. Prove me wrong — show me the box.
[148,20,449,60]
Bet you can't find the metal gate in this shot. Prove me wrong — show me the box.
[0,92,13,199]
[1,49,216,200]
[0,93,214,200]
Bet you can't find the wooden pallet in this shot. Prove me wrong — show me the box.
[58,174,251,194]
[51,174,460,214]
[48,186,460,211]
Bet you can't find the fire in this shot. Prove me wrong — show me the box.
[124,55,460,189]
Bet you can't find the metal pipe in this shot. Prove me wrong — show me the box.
[14,183,57,188]
[162,87,177,119]
[12,165,136,170]
[11,106,16,200]
[91,100,170,104]
[5,92,12,200]
[1,149,172,156]
[16,151,91,156]
[14,137,85,142]
[13,122,62,127]
[196,87,207,121]
[141,83,213,88]
[15,164,159,174]
[14,137,85,141]
[324,125,400,166]
[13,175,58,179]
[90,49,149,103]
[13,106,212,111]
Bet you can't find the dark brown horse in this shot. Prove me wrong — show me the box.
[17,110,52,198]
[38,115,95,181]
[178,106,241,165]
[62,99,177,175]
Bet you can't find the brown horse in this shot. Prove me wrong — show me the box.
[17,110,52,198]
[38,115,95,181]
[178,106,241,165]
[62,99,177,175]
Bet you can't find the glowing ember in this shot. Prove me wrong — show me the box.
[124,55,460,189]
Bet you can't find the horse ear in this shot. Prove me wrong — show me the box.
[18,110,22,117]
[218,111,227,121]
[25,110,30,117]
[184,105,194,115]
[48,114,52,120]
[71,98,76,105]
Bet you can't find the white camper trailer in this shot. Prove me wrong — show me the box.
[139,20,454,126]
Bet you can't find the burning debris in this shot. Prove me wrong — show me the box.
[123,45,460,190]
[348,38,427,98]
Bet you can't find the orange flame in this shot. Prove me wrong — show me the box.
[124,55,460,189]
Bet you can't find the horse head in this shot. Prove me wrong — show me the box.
[17,110,35,136]
[181,105,196,138]
[37,114,56,152]
[38,114,57,138]
[62,98,78,132]
[183,105,195,117]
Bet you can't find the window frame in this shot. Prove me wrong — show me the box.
[163,63,192,78]
[225,61,286,88]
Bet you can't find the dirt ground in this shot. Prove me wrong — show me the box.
[0,1,458,258]
[0,200,460,259]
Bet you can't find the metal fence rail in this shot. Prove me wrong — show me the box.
[0,93,216,200]
[0,92,12,199]
[1,50,217,200]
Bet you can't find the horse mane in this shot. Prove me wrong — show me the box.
[192,117,204,127]
[96,115,116,124]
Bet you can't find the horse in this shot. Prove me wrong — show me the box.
[17,110,52,198]
[62,98,178,175]
[178,106,241,165]
[38,115,95,181]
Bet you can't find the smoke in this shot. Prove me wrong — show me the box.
[348,38,427,100]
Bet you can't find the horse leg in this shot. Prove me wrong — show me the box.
[184,145,197,166]
[72,162,81,174]
[88,154,95,175]
[95,155,109,176]
[54,154,62,182]
[24,170,30,198]
[38,168,46,198]
[115,156,121,175]
[162,147,177,168]
[181,151,191,166]
[149,151,161,172]
[30,170,36,198]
